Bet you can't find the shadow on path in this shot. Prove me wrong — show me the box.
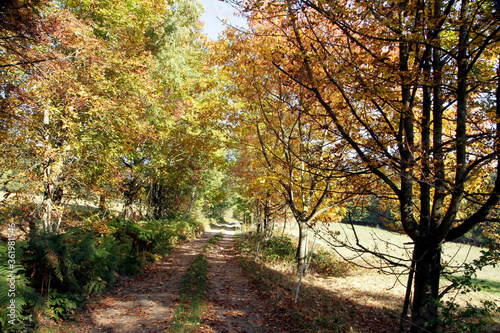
[70,230,218,332]
[200,217,295,333]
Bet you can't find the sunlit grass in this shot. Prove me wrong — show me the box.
[280,221,498,282]
[472,279,500,295]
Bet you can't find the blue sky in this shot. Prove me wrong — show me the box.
[198,0,248,40]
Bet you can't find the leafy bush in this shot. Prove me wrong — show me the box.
[22,228,139,296]
[109,218,204,258]
[238,232,295,263]
[262,236,296,262]
[0,242,41,332]
[43,290,79,322]
[436,244,500,332]
[238,232,351,277]
[309,250,351,277]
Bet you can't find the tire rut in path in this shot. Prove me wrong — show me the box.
[72,230,218,332]
[200,222,295,333]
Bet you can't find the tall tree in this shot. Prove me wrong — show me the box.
[229,0,500,331]
[0,0,200,227]
[0,2,119,230]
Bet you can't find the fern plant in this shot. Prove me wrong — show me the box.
[0,242,41,332]
[43,290,78,322]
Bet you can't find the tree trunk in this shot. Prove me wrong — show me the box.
[123,177,140,220]
[98,194,107,212]
[42,163,64,232]
[399,252,416,333]
[186,185,197,220]
[263,198,271,237]
[149,182,167,219]
[410,243,442,333]
[256,203,263,234]
[123,198,134,221]
[42,192,52,231]
[295,219,308,274]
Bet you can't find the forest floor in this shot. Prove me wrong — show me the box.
[53,218,296,333]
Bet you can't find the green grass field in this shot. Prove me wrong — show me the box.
[277,220,499,285]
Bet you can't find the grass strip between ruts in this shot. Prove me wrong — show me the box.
[169,232,224,332]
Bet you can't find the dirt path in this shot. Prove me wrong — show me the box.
[67,230,218,332]
[60,219,295,332]
[199,221,295,333]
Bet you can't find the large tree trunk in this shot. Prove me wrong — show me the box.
[41,107,66,232]
[147,182,164,220]
[41,162,64,232]
[123,198,134,221]
[410,243,442,333]
[98,194,107,212]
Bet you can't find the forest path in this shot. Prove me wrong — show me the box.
[62,216,295,332]
[199,219,294,333]
[65,229,218,332]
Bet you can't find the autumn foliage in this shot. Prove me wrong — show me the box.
[1,0,499,332]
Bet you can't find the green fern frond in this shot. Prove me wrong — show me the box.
[45,248,63,282]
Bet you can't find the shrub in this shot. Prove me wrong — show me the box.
[109,218,204,258]
[238,233,351,277]
[238,233,296,263]
[21,228,141,297]
[262,236,296,263]
[309,250,352,277]
[436,244,500,332]
[42,290,79,322]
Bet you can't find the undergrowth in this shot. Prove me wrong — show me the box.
[239,231,351,277]
[0,210,205,332]
[169,232,223,332]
